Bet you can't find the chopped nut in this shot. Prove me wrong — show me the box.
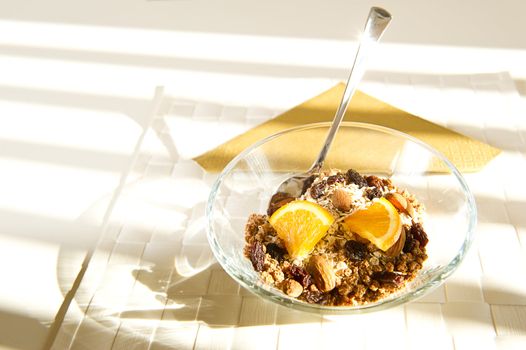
[283,279,303,297]
[335,261,347,270]
[260,271,274,284]
[408,261,420,271]
[331,189,352,212]
[307,255,336,292]
[271,269,285,283]
[406,202,415,217]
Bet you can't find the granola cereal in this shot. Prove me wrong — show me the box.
[244,168,429,306]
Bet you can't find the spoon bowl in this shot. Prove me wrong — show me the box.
[275,7,392,198]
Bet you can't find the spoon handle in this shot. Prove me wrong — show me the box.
[310,7,392,172]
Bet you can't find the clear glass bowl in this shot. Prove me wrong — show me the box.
[206,122,476,314]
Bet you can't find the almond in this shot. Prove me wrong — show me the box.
[307,255,336,292]
[331,189,352,212]
[385,193,409,214]
[385,227,406,257]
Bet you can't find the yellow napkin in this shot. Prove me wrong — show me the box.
[194,83,500,173]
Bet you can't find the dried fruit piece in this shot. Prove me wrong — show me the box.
[372,271,404,286]
[381,178,393,188]
[403,229,416,253]
[286,264,312,288]
[331,189,352,212]
[301,175,316,195]
[410,222,429,248]
[346,169,367,188]
[302,290,325,303]
[265,243,286,261]
[326,173,346,186]
[267,192,295,216]
[366,187,382,200]
[249,241,265,272]
[344,240,369,261]
[307,255,336,292]
[283,279,303,297]
[269,200,334,258]
[310,180,327,199]
[366,175,384,189]
[343,198,402,252]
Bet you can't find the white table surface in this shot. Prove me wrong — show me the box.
[0,1,525,350]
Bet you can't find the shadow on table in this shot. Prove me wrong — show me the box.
[130,263,323,327]
[0,308,49,350]
[130,263,526,331]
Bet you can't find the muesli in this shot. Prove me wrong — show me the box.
[244,169,428,306]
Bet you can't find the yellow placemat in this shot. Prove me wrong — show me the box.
[194,83,500,173]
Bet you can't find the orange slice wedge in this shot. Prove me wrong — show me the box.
[343,197,402,251]
[269,200,334,258]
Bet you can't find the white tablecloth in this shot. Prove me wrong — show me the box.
[50,72,526,350]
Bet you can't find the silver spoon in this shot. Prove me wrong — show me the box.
[274,7,392,199]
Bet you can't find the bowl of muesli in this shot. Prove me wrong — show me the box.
[206,122,476,314]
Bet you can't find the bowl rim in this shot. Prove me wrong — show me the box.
[206,121,477,314]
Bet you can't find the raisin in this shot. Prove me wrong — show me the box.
[326,173,346,186]
[344,240,369,261]
[372,271,404,286]
[403,234,416,253]
[381,178,393,188]
[267,192,295,216]
[249,241,265,272]
[301,175,316,195]
[302,290,325,304]
[410,222,429,248]
[310,180,327,199]
[286,264,312,288]
[346,169,367,188]
[266,243,286,261]
[366,175,384,189]
[366,187,382,200]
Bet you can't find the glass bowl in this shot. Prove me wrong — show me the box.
[206,122,476,314]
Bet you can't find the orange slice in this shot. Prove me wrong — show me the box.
[343,197,402,251]
[269,200,334,258]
